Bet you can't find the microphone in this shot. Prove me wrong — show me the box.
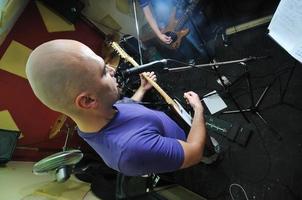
[121,59,168,77]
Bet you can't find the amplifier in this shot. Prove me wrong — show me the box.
[0,129,20,164]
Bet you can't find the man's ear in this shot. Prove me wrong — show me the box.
[75,93,97,109]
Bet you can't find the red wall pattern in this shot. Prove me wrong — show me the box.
[0,1,104,161]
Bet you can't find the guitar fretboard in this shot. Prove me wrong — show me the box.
[110,42,178,107]
[175,0,200,31]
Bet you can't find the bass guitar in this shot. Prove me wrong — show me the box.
[140,0,199,50]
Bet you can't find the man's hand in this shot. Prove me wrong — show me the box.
[179,91,206,169]
[142,6,172,45]
[139,71,157,92]
[184,91,203,112]
[131,71,157,102]
[158,33,172,44]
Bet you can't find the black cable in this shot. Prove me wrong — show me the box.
[224,65,293,80]
[240,116,272,183]
[16,132,68,149]
[226,115,299,199]
[16,126,78,150]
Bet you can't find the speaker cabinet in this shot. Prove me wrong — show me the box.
[0,129,20,164]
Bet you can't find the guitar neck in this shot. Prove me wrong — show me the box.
[129,58,176,106]
[110,42,177,107]
[175,0,199,31]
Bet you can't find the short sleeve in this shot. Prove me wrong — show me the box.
[138,0,150,8]
[118,133,184,176]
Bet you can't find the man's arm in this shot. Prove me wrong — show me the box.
[142,5,172,44]
[131,72,156,101]
[178,91,207,168]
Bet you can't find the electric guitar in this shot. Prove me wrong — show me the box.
[110,41,192,126]
[140,0,199,50]
[110,42,239,137]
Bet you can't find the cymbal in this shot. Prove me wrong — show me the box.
[33,149,83,175]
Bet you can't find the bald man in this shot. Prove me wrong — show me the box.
[26,39,207,176]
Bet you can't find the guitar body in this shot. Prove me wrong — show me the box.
[164,28,189,50]
[161,8,190,50]
[164,99,192,133]
[140,8,190,50]
[172,99,192,126]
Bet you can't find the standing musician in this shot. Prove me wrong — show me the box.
[139,0,207,61]
[26,39,210,176]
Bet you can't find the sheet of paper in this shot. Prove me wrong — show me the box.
[202,91,227,114]
[268,0,302,63]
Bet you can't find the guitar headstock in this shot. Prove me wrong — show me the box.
[110,41,128,60]
[109,41,138,66]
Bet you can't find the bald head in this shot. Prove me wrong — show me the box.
[26,39,101,113]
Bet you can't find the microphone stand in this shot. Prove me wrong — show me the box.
[166,57,256,123]
[166,56,265,72]
[132,0,144,65]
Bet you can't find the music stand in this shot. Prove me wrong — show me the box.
[220,61,283,140]
[167,56,282,139]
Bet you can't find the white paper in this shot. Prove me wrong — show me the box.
[203,91,227,114]
[268,0,302,63]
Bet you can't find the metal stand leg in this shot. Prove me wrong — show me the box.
[222,62,282,140]
[212,61,251,123]
[279,61,302,112]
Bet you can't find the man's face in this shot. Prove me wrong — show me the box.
[92,56,120,106]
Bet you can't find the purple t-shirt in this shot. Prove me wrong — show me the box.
[78,101,186,176]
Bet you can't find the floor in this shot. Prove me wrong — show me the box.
[0,161,100,200]
[0,161,210,200]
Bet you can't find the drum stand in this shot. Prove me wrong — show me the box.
[33,124,84,182]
